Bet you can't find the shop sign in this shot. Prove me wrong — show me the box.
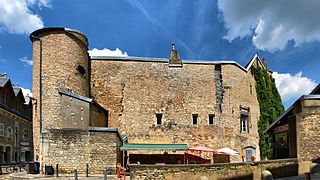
[20,142,29,146]
[274,124,289,134]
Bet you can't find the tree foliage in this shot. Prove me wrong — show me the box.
[251,65,285,159]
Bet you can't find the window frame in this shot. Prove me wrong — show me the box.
[240,114,249,133]
[23,129,29,141]
[15,127,19,147]
[7,127,13,138]
[0,123,4,136]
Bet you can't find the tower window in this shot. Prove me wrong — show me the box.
[240,114,249,133]
[209,114,214,125]
[77,65,86,76]
[192,114,198,125]
[156,114,162,125]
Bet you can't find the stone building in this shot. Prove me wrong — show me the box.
[264,84,320,161]
[0,73,33,164]
[30,27,269,172]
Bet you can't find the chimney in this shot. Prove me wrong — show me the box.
[262,59,268,70]
[0,73,7,77]
[169,44,182,67]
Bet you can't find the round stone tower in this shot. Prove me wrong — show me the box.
[30,27,90,160]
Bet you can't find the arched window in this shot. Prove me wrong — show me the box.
[0,146,4,163]
[244,146,256,162]
[7,127,13,138]
[5,146,11,163]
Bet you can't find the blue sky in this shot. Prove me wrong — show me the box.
[0,0,319,109]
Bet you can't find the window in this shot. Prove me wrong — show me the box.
[156,114,162,125]
[77,65,86,76]
[0,123,4,136]
[192,114,198,125]
[7,127,13,138]
[209,114,214,125]
[15,127,19,147]
[244,147,256,162]
[240,114,249,133]
[23,129,29,141]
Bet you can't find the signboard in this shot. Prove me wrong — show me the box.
[20,142,29,146]
[274,124,289,134]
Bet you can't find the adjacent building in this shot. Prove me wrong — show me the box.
[29,27,271,172]
[0,73,33,164]
[264,84,320,162]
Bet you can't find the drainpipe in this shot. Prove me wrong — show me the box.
[31,35,43,167]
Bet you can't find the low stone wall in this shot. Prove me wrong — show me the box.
[130,159,299,180]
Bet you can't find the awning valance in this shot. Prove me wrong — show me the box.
[120,143,188,151]
[188,146,217,153]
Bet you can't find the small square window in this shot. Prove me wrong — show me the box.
[209,114,214,125]
[192,114,198,125]
[156,114,162,125]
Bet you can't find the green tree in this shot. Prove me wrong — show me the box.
[251,66,284,159]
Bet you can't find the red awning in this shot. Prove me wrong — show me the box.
[188,146,217,153]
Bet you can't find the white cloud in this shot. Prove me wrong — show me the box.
[0,0,51,34]
[19,56,32,65]
[272,72,317,101]
[217,0,320,52]
[21,87,33,104]
[88,48,129,57]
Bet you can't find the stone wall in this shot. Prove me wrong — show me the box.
[31,28,90,160]
[130,159,299,180]
[296,99,320,161]
[43,128,123,174]
[0,108,33,163]
[91,59,260,161]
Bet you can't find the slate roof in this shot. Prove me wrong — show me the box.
[263,85,320,134]
[311,84,320,95]
[0,77,9,87]
[0,103,31,121]
[13,87,21,96]
[90,54,264,73]
[58,88,93,103]
[58,88,108,114]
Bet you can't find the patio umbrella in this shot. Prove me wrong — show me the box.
[216,147,240,155]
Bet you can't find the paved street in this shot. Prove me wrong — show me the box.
[0,172,130,180]
[274,174,320,180]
